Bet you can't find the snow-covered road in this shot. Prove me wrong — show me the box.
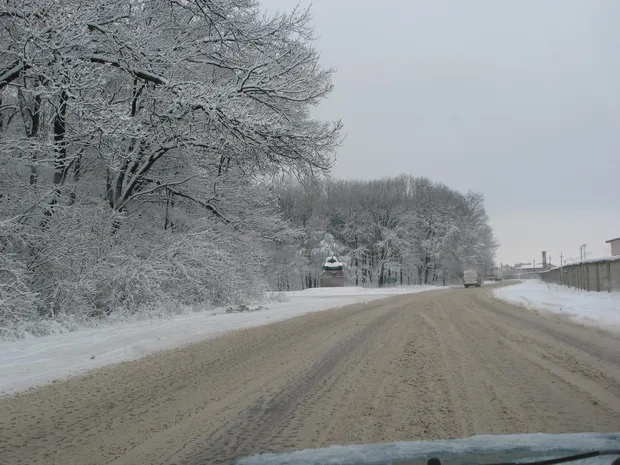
[2,286,619,465]
[0,285,437,395]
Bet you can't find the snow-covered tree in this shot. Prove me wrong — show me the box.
[0,0,342,336]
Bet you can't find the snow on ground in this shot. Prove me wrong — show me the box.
[494,280,620,330]
[0,285,437,396]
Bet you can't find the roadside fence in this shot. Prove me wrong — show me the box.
[539,257,620,292]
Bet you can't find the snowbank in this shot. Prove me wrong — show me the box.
[493,280,620,330]
[282,285,437,297]
[0,285,437,396]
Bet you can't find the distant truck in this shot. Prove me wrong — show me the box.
[463,268,482,288]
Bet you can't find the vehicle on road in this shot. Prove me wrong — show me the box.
[319,255,345,287]
[463,268,482,288]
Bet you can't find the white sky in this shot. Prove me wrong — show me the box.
[259,0,620,265]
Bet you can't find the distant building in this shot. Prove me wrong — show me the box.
[514,263,542,273]
[606,237,620,256]
[514,262,557,274]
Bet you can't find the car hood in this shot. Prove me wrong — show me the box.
[232,433,620,465]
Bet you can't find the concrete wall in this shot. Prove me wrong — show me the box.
[540,258,620,292]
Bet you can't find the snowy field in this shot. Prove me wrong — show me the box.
[494,280,620,330]
[0,285,437,396]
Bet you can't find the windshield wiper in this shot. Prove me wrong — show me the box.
[427,450,620,465]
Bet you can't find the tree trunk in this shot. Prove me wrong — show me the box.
[164,188,174,230]
[52,90,68,186]
[361,251,366,284]
[43,89,68,223]
[354,237,359,286]
[69,149,82,204]
[16,82,42,184]
[28,93,42,185]
[424,254,431,285]
[0,89,3,134]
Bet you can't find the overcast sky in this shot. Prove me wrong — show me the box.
[260,0,620,265]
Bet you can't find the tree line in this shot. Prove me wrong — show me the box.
[269,175,497,291]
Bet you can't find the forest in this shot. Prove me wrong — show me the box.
[0,0,496,338]
[271,176,496,291]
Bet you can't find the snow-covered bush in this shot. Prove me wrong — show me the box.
[1,201,269,339]
[0,235,40,337]
[28,202,267,314]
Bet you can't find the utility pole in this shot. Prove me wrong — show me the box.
[580,245,583,261]
[582,244,587,260]
[560,253,563,285]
